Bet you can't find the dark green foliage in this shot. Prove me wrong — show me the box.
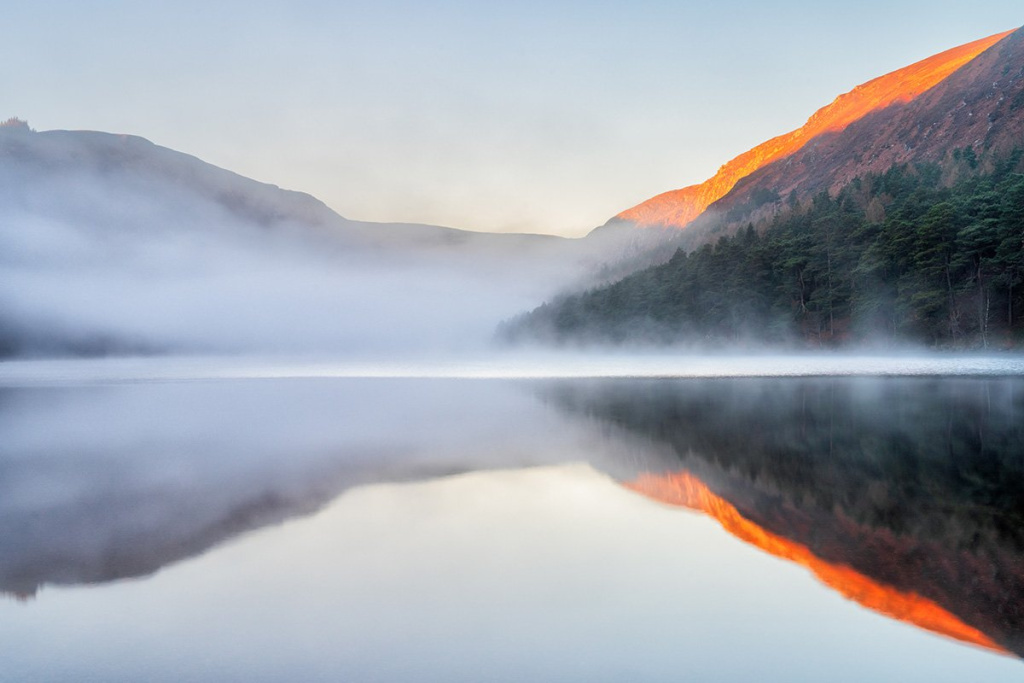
[505,158,1024,348]
[1011,88,1024,112]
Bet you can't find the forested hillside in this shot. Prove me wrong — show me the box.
[504,156,1024,348]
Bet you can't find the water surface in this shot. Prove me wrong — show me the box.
[1,356,1022,681]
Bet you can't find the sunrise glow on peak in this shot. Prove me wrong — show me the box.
[616,29,1014,230]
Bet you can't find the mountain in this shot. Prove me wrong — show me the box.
[509,28,1024,348]
[611,29,1014,232]
[709,27,1024,227]
[0,123,568,254]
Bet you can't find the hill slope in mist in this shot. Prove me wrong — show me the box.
[0,124,600,357]
[507,155,1024,348]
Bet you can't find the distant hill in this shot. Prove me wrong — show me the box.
[0,125,571,253]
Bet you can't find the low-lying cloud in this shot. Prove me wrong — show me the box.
[0,132,597,357]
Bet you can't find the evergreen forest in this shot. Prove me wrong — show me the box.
[504,156,1024,348]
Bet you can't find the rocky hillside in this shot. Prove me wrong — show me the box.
[708,26,1024,227]
[610,29,1014,233]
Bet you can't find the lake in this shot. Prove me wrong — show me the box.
[1,355,1022,682]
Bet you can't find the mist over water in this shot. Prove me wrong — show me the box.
[2,353,1024,386]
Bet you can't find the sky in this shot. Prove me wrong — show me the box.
[2,2,1022,237]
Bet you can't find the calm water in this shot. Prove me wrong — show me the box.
[1,356,1023,682]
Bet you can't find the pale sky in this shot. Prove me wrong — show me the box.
[3,2,1021,236]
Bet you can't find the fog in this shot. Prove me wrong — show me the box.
[0,128,608,359]
[0,204,581,357]
[1,221,542,355]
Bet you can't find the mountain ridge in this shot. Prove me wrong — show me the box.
[0,126,576,253]
[612,29,1015,231]
[710,25,1024,221]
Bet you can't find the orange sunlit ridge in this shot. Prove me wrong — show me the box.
[617,30,1014,229]
[626,471,1008,655]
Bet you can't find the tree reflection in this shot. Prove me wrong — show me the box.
[546,377,1024,657]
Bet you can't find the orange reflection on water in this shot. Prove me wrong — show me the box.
[627,471,1007,654]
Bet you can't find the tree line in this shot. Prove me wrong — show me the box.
[504,154,1024,348]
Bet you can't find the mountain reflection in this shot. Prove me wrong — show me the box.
[544,377,1024,658]
[628,471,1005,654]
[0,380,509,596]
[4,373,1024,662]
[0,378,648,597]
